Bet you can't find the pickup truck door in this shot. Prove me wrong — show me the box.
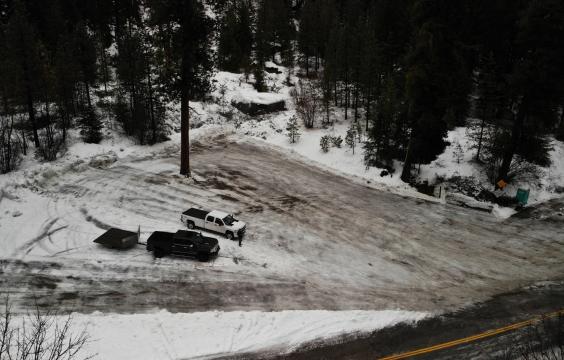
[171,238,189,255]
[171,238,196,256]
[205,216,218,232]
[214,218,225,234]
[185,240,196,256]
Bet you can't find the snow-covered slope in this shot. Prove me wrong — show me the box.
[420,127,564,206]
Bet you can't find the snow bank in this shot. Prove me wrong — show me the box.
[231,90,287,106]
[492,204,518,219]
[88,151,118,169]
[66,310,427,359]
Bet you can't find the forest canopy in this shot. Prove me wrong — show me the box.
[1,0,563,182]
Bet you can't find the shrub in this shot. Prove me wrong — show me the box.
[35,116,65,161]
[331,135,343,148]
[493,314,564,360]
[293,80,320,128]
[320,135,331,153]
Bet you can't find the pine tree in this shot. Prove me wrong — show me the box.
[468,52,503,162]
[368,73,401,165]
[73,21,98,110]
[286,116,300,143]
[320,135,330,153]
[400,5,472,183]
[236,2,254,76]
[53,33,80,143]
[298,0,316,76]
[5,0,42,148]
[255,0,294,65]
[114,21,165,145]
[217,3,242,72]
[253,66,266,92]
[149,0,214,176]
[80,107,103,144]
[345,124,356,154]
[496,0,564,181]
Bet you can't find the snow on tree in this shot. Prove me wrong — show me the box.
[286,116,300,144]
[331,135,343,148]
[346,125,357,154]
[320,135,331,153]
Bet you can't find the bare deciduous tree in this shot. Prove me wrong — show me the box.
[0,298,92,360]
[292,80,320,129]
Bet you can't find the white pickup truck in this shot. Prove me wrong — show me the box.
[181,208,246,240]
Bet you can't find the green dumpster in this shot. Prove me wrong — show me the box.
[516,188,530,206]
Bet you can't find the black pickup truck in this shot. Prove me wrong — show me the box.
[146,230,220,261]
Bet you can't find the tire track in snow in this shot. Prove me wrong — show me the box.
[3,138,563,314]
[13,218,68,257]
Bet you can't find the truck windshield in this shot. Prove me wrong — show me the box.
[223,215,236,226]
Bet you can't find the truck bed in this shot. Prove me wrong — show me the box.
[182,208,209,219]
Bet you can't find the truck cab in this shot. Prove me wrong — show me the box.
[204,210,246,239]
[181,208,246,240]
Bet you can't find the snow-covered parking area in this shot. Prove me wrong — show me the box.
[2,133,563,311]
[1,132,563,357]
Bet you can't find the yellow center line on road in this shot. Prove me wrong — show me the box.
[379,309,564,360]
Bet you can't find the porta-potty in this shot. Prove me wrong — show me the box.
[516,188,530,206]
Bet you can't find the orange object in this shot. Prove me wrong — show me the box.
[497,179,507,190]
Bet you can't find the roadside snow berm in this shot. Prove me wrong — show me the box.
[93,228,138,249]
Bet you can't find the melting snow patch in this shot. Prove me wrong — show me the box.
[492,204,518,219]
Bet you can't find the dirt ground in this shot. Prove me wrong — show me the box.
[1,137,563,314]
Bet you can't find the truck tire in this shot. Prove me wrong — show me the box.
[153,248,165,258]
[226,231,234,240]
[187,221,195,229]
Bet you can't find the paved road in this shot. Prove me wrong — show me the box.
[1,137,563,314]
[223,282,564,359]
